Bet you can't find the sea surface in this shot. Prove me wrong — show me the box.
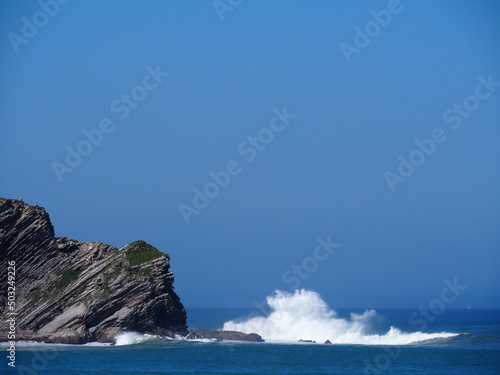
[3,292,500,374]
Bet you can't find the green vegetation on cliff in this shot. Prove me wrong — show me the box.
[28,267,82,302]
[123,240,166,266]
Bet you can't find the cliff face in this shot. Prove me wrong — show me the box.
[0,198,187,343]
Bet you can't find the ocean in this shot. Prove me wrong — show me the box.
[3,291,500,374]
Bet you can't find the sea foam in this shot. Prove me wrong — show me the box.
[114,332,159,346]
[222,289,458,345]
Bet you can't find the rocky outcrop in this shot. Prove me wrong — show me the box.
[187,329,264,342]
[0,198,187,343]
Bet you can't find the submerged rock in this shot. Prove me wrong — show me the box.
[0,198,187,343]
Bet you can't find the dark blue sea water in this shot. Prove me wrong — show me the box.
[3,307,500,374]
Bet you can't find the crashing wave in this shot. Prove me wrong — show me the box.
[223,289,458,345]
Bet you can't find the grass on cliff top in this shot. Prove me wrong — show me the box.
[123,240,166,267]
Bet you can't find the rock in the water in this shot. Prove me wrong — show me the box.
[0,198,187,343]
[324,339,332,344]
[187,329,264,342]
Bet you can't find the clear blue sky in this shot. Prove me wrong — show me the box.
[1,1,499,308]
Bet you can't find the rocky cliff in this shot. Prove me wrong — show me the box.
[0,198,187,343]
